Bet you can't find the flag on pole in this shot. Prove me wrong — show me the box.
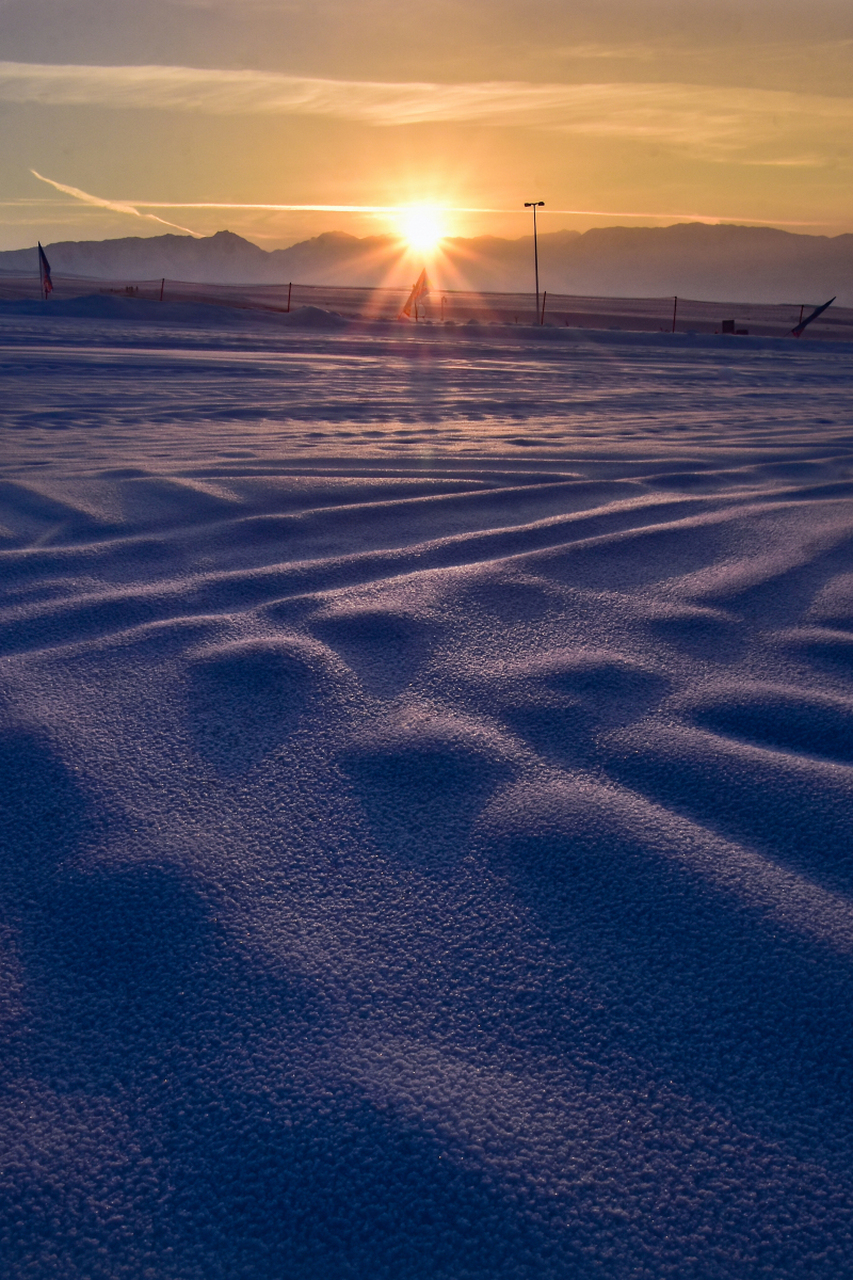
[398,268,430,320]
[37,242,53,299]
[791,296,835,338]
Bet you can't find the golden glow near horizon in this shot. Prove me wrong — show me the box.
[397,205,447,254]
[3,0,853,249]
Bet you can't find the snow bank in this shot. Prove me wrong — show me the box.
[0,293,264,326]
[0,295,350,329]
[279,304,348,328]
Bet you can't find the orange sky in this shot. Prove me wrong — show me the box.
[1,0,852,249]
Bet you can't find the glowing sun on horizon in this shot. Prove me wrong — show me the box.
[398,204,446,254]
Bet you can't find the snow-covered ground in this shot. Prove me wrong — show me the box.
[2,304,853,1278]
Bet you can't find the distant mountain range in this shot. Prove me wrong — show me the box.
[1,224,851,305]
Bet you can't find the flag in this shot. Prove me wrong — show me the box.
[399,268,430,320]
[38,242,53,299]
[792,296,835,338]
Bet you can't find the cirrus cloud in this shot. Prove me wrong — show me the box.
[1,61,852,160]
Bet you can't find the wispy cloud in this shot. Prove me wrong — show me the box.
[551,37,853,62]
[4,61,853,158]
[31,170,203,235]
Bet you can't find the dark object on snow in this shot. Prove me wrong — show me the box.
[37,242,53,299]
[792,296,835,338]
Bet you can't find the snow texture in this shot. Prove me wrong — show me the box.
[1,307,853,1278]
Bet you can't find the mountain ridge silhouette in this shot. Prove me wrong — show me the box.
[2,223,850,304]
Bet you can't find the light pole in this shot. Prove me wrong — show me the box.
[524,201,544,324]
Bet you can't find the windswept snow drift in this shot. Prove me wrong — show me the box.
[0,296,348,329]
[1,310,853,1279]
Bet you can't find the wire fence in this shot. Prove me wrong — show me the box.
[0,271,850,338]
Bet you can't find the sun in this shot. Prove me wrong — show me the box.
[398,204,446,254]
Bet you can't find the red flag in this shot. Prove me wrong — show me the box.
[792,296,835,338]
[399,268,430,320]
[38,242,53,299]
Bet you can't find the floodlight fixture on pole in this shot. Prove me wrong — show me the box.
[524,201,544,324]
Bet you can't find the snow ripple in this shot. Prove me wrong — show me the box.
[1,318,853,1277]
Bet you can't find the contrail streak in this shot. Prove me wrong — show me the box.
[126,201,821,227]
[27,172,827,233]
[31,170,203,236]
